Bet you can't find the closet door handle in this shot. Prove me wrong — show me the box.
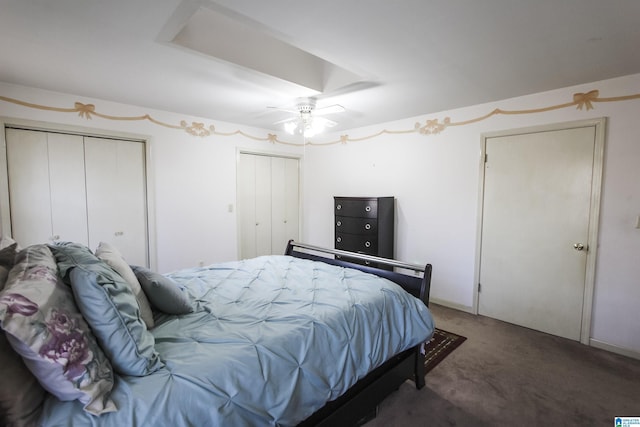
[573,243,587,251]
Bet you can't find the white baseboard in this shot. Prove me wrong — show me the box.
[429,299,640,361]
[429,297,475,314]
[589,338,640,361]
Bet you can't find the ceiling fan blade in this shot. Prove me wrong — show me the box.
[313,104,345,116]
[273,116,298,125]
[314,117,338,127]
[266,105,298,114]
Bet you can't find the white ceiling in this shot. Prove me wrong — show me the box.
[1,0,639,133]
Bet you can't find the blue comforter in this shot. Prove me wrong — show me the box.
[40,255,434,426]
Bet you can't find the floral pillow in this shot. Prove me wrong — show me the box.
[0,244,116,416]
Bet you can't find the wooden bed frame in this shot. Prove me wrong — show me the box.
[285,241,432,426]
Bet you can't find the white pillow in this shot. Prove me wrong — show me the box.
[95,242,154,328]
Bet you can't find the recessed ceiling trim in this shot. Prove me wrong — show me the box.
[164,1,363,94]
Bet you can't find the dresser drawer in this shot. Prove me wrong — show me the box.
[335,233,378,253]
[335,216,378,235]
[334,198,378,218]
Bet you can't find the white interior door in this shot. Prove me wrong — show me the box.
[478,121,603,341]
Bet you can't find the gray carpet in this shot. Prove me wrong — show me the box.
[365,304,640,426]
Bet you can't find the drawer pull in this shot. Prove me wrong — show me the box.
[336,204,342,210]
[364,223,371,230]
[365,206,372,212]
[337,220,342,227]
[337,237,342,243]
[364,241,371,248]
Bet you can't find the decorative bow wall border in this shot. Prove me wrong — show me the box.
[1,89,639,146]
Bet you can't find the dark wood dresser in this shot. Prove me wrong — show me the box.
[334,196,394,269]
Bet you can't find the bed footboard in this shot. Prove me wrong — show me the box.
[286,240,432,426]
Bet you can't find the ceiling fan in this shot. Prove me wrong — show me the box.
[270,97,345,137]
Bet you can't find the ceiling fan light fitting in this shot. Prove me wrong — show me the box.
[284,121,297,135]
[275,97,343,137]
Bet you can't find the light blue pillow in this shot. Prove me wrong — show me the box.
[49,242,163,377]
[48,242,101,281]
[131,266,193,315]
[69,267,164,376]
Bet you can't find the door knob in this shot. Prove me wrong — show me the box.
[573,243,587,251]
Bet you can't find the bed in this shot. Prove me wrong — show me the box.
[0,239,434,427]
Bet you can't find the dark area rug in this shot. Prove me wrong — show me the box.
[424,328,466,373]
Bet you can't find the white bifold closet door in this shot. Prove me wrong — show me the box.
[5,129,148,266]
[84,137,148,266]
[270,156,299,254]
[6,129,88,246]
[238,153,299,259]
